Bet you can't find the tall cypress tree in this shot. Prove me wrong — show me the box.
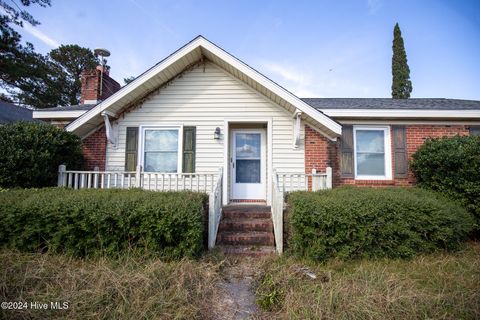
[391,23,412,99]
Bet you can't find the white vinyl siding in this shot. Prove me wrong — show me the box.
[105,62,305,185]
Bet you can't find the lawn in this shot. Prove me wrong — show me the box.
[2,243,479,319]
[256,242,480,319]
[0,250,223,320]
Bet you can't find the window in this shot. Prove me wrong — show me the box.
[141,126,181,173]
[353,126,392,180]
[470,126,480,136]
[235,133,261,183]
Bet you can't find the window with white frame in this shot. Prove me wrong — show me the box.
[141,127,181,173]
[353,126,392,179]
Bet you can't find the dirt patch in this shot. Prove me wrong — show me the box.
[211,257,264,320]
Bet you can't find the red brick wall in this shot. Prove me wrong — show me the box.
[80,67,121,104]
[80,69,100,103]
[305,124,470,188]
[81,126,107,170]
[304,125,336,189]
[401,125,469,185]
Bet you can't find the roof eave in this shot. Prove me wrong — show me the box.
[321,109,480,119]
[33,110,87,119]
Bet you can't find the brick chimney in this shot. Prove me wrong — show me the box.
[80,65,121,104]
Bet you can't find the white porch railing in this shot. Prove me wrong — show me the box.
[208,167,223,249]
[276,167,332,192]
[272,170,284,254]
[271,167,332,254]
[58,165,223,250]
[57,165,218,193]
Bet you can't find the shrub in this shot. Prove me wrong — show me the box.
[0,188,208,259]
[287,187,474,261]
[410,135,480,228]
[0,122,83,188]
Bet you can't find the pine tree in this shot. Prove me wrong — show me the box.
[391,23,412,99]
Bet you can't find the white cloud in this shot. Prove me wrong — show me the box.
[260,58,375,98]
[262,62,324,97]
[263,63,306,84]
[23,23,60,48]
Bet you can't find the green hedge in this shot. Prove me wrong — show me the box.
[0,188,208,259]
[287,187,474,261]
[410,135,480,230]
[0,122,83,188]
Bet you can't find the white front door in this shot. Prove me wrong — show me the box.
[231,130,266,200]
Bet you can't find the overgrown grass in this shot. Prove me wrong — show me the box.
[3,244,479,319]
[256,242,480,319]
[0,249,223,319]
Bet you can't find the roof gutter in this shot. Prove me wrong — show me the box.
[33,110,87,119]
[321,109,480,119]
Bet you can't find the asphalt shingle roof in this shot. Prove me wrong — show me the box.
[39,104,95,111]
[0,100,34,124]
[301,98,480,110]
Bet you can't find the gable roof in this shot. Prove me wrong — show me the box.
[66,36,341,139]
[303,98,480,110]
[0,100,34,124]
[40,104,95,111]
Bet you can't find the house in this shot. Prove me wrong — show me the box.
[33,36,480,253]
[0,100,35,124]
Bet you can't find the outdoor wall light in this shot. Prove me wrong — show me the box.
[214,127,221,139]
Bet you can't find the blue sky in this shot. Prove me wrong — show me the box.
[15,0,480,99]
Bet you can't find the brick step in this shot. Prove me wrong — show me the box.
[223,205,271,212]
[222,205,271,219]
[218,245,276,257]
[217,231,275,246]
[222,210,271,219]
[219,218,273,232]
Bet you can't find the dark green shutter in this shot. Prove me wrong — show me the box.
[125,127,138,171]
[340,125,354,177]
[470,126,480,136]
[392,125,408,178]
[182,126,196,173]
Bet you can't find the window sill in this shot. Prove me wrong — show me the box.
[352,179,396,186]
[355,176,393,181]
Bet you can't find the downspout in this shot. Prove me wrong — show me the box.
[101,111,116,147]
[293,110,302,148]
